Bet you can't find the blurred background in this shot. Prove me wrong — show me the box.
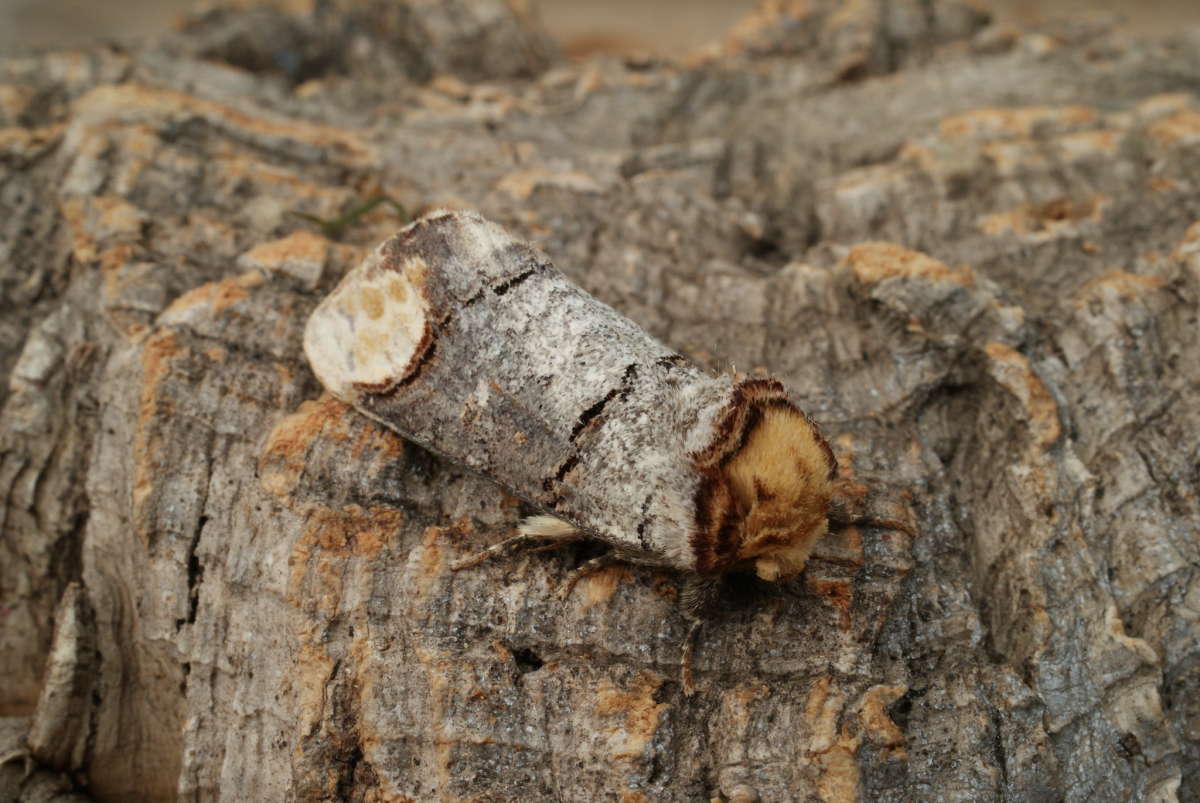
[0,0,1197,59]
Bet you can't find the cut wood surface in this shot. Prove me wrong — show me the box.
[1,0,1198,800]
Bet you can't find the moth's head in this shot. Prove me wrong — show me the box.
[691,380,835,581]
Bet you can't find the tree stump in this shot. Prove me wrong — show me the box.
[1,1,1197,800]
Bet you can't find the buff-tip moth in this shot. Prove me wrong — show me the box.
[303,210,909,693]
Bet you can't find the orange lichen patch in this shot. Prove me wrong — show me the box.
[132,329,182,545]
[287,504,403,614]
[359,792,415,803]
[563,33,647,61]
[309,505,398,559]
[651,575,679,603]
[977,195,1107,239]
[489,641,514,663]
[827,0,875,31]
[804,678,844,752]
[429,73,472,100]
[349,411,407,463]
[1176,220,1200,256]
[816,746,859,803]
[1148,176,1179,193]
[259,396,393,497]
[831,476,869,509]
[724,0,807,49]
[594,672,668,761]
[895,141,940,172]
[733,683,771,706]
[495,167,604,200]
[983,343,1061,449]
[938,105,1098,142]
[215,154,352,204]
[113,121,162,161]
[161,270,265,320]
[812,525,864,569]
[291,639,337,737]
[573,64,605,95]
[238,229,330,286]
[260,393,352,494]
[1055,129,1119,159]
[833,433,856,478]
[97,243,135,274]
[1073,270,1166,305]
[856,685,907,757]
[1135,93,1195,120]
[413,520,478,605]
[1104,603,1160,665]
[845,242,973,287]
[0,123,64,162]
[293,617,379,799]
[808,578,853,630]
[581,565,633,608]
[275,363,295,392]
[722,682,771,729]
[804,677,881,802]
[41,51,94,85]
[618,792,649,803]
[0,84,34,116]
[980,139,1043,175]
[137,331,180,417]
[1149,110,1200,145]
[407,525,451,605]
[73,83,377,166]
[96,195,145,237]
[58,194,146,264]
[831,164,895,198]
[205,347,227,362]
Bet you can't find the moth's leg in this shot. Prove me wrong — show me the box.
[450,515,581,570]
[559,552,625,599]
[680,574,723,617]
[680,616,704,697]
[0,747,34,780]
[828,494,852,529]
[678,574,722,696]
[828,496,915,538]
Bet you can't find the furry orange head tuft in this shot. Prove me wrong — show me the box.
[691,380,835,579]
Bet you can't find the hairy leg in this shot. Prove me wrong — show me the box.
[828,496,915,538]
[559,552,627,599]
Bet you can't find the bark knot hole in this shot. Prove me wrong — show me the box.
[511,646,545,674]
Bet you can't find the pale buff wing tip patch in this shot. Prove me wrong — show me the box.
[303,244,430,401]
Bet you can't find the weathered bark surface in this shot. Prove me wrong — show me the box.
[1,0,1198,800]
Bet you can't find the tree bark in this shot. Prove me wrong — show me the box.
[1,0,1197,800]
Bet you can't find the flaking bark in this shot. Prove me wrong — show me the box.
[2,0,1199,800]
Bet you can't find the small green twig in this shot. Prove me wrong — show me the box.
[290,195,409,239]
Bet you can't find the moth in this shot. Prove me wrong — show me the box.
[304,210,905,692]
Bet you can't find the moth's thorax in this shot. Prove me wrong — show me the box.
[690,380,836,580]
